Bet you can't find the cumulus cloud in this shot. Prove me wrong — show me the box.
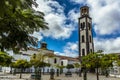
[94,37,120,53]
[63,42,78,57]
[33,0,75,39]
[88,0,120,35]
[70,0,86,4]
[69,0,120,54]
[31,32,43,41]
[71,0,120,35]
[54,52,65,56]
[68,8,80,24]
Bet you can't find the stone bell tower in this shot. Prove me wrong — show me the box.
[78,6,94,56]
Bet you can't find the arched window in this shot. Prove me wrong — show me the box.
[83,22,85,28]
[33,53,36,59]
[90,49,92,52]
[88,22,91,30]
[81,23,83,30]
[61,61,63,66]
[54,58,57,63]
[82,35,85,42]
[84,9,86,13]
[82,49,85,56]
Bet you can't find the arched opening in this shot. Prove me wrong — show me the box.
[54,58,57,63]
[82,35,85,42]
[88,22,91,30]
[82,49,85,56]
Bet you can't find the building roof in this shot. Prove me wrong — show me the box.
[56,55,79,62]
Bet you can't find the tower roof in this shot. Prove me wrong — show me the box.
[40,41,47,49]
[80,5,89,9]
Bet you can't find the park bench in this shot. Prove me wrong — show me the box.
[65,71,72,76]
[31,73,41,79]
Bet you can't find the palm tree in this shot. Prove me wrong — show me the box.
[0,0,48,52]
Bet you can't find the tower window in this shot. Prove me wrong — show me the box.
[88,22,91,30]
[82,49,85,56]
[84,9,86,13]
[82,35,85,42]
[89,35,91,42]
[83,22,85,28]
[81,23,84,30]
[81,22,85,30]
[54,58,57,63]
[90,49,92,52]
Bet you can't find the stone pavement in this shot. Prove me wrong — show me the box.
[0,72,120,80]
[42,73,120,80]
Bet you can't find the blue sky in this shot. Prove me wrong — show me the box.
[32,0,120,57]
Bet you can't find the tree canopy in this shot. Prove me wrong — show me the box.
[66,64,74,69]
[0,51,12,66]
[0,0,48,52]
[30,52,49,68]
[81,53,118,69]
[13,59,31,69]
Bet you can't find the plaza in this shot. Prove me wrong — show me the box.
[0,1,120,80]
[0,72,120,80]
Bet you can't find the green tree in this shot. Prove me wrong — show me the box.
[100,54,118,77]
[30,52,47,67]
[14,59,31,79]
[0,0,48,52]
[101,54,118,69]
[0,51,12,66]
[55,64,65,74]
[66,64,74,71]
[82,52,103,80]
[30,52,48,79]
[74,63,80,69]
[82,52,119,80]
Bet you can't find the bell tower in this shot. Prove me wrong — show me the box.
[78,6,94,56]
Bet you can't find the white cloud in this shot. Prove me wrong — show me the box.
[70,0,120,35]
[31,32,43,41]
[63,42,78,57]
[70,0,86,4]
[68,8,79,24]
[94,37,120,53]
[69,0,120,54]
[42,12,74,39]
[34,0,75,39]
[87,0,120,35]
[54,52,65,56]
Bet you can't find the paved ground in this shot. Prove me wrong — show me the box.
[0,72,120,80]
[42,73,120,80]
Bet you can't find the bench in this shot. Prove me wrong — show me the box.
[65,71,72,76]
[31,73,41,79]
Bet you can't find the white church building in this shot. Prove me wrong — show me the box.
[1,42,79,73]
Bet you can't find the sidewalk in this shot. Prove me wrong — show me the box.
[0,72,120,80]
[41,73,120,80]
